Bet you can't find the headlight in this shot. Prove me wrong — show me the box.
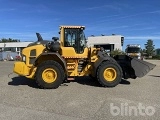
[22,56,26,62]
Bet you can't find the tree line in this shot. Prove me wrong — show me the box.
[0,38,20,43]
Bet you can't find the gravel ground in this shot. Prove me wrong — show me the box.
[0,60,159,120]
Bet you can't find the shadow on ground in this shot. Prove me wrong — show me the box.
[120,79,130,85]
[8,76,39,88]
[149,75,160,77]
[9,76,130,88]
[67,76,130,87]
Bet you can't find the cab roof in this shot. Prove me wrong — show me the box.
[60,25,85,29]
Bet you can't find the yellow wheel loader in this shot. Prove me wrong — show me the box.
[13,25,156,89]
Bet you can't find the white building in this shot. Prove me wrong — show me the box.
[0,42,32,53]
[87,35,124,51]
[0,42,33,61]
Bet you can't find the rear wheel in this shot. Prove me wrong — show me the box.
[97,61,122,87]
[35,60,65,89]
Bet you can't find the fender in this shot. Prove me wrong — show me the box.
[33,52,67,72]
[94,51,117,75]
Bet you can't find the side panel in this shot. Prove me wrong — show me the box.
[60,47,88,58]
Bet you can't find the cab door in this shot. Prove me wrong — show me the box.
[61,28,87,58]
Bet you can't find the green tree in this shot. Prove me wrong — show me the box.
[144,39,155,57]
[110,49,125,57]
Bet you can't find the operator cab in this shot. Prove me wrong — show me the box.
[60,26,86,54]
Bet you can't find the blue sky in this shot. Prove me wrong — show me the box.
[0,0,160,50]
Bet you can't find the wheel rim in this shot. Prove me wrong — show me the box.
[42,68,57,83]
[103,67,117,82]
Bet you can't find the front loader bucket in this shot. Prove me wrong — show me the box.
[114,55,156,78]
[131,58,156,77]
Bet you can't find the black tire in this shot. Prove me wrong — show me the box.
[97,61,122,87]
[35,60,65,89]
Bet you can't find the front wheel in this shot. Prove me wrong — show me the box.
[96,61,122,87]
[35,60,65,89]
